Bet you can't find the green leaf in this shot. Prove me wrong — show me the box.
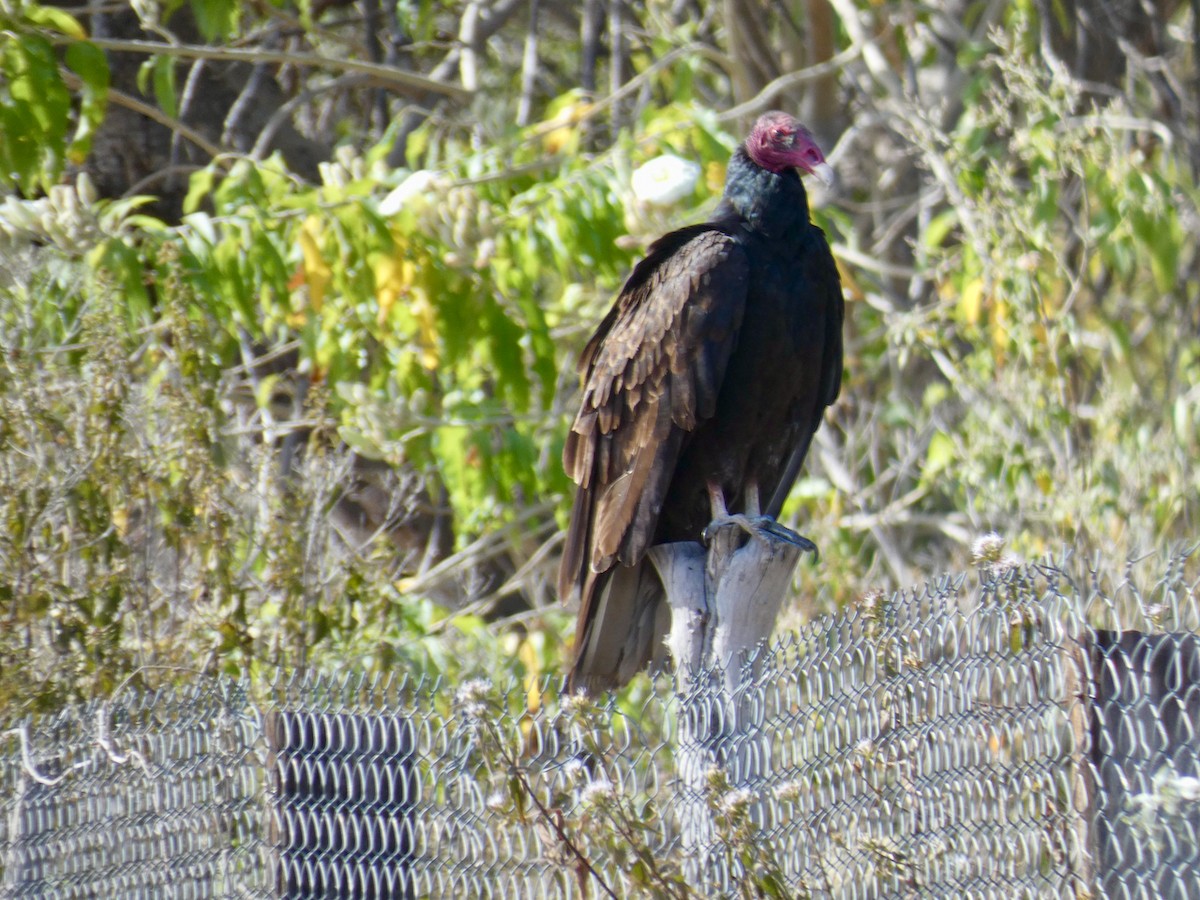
[1103,315,1133,363]
[183,167,218,214]
[925,430,956,476]
[451,614,487,635]
[923,208,958,251]
[756,871,789,899]
[253,374,281,411]
[151,55,178,119]
[1,33,71,189]
[87,239,152,323]
[507,774,527,820]
[630,860,649,884]
[65,41,110,159]
[64,41,110,96]
[0,107,35,189]
[22,5,87,38]
[486,301,530,411]
[190,0,239,41]
[338,426,385,460]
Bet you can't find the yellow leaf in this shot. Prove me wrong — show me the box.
[411,289,439,368]
[990,297,1009,362]
[26,5,87,39]
[519,636,543,715]
[111,503,129,538]
[540,100,592,155]
[371,252,410,324]
[835,257,864,303]
[297,216,331,313]
[958,277,983,326]
[1035,470,1053,495]
[372,243,439,367]
[704,161,725,194]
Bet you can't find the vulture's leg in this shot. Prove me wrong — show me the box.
[701,480,818,559]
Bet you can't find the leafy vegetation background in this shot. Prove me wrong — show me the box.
[0,0,1197,712]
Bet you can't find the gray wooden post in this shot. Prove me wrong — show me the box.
[648,527,805,888]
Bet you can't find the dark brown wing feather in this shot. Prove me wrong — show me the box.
[559,227,749,686]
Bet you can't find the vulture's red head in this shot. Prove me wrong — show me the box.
[745,111,834,185]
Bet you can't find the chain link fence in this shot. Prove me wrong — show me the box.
[2,553,1199,898]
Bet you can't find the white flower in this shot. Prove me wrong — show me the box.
[704,765,728,791]
[970,532,1006,566]
[562,690,592,716]
[455,678,491,719]
[1144,603,1168,622]
[858,589,885,614]
[719,787,755,817]
[75,172,98,206]
[994,553,1022,574]
[630,154,700,206]
[561,758,587,783]
[380,170,443,215]
[486,789,508,812]
[0,183,98,251]
[1175,776,1200,802]
[773,780,807,802]
[456,678,491,702]
[579,778,616,808]
[1127,790,1161,830]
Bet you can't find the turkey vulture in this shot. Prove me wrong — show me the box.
[560,112,844,692]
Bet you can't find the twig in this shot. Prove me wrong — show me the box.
[516,0,540,127]
[398,502,558,600]
[58,69,227,162]
[485,717,621,900]
[458,0,483,92]
[122,164,205,198]
[249,73,366,160]
[95,703,154,779]
[1059,114,1175,146]
[427,527,562,632]
[830,242,916,279]
[718,42,864,122]
[4,725,89,787]
[49,34,470,99]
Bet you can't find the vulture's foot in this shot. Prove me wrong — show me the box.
[702,515,819,560]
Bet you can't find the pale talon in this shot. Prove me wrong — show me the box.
[702,514,752,546]
[754,517,819,559]
[702,514,819,561]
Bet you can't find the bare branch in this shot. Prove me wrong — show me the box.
[59,68,226,162]
[51,34,471,100]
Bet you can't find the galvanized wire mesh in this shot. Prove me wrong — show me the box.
[2,553,1199,899]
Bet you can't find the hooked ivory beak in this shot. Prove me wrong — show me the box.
[811,162,835,187]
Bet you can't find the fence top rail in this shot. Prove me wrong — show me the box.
[2,548,1198,730]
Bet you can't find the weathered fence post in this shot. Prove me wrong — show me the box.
[648,527,805,887]
[649,527,805,696]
